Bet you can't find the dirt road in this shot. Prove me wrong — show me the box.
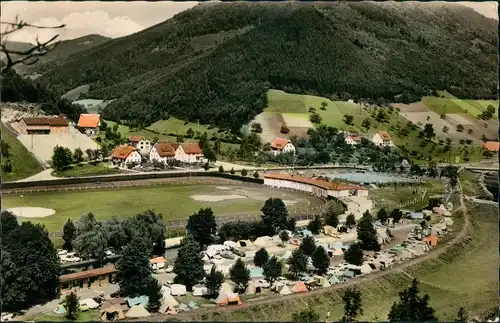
[149,182,470,321]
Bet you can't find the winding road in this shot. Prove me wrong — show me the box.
[148,179,471,321]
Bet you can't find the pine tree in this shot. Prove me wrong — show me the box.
[312,245,330,275]
[299,235,316,256]
[186,208,217,248]
[205,266,225,298]
[254,248,270,267]
[146,278,162,313]
[62,219,76,251]
[229,258,250,292]
[263,256,282,285]
[261,198,289,236]
[456,307,469,322]
[346,213,356,228]
[307,215,322,234]
[377,208,388,224]
[344,242,364,266]
[390,208,403,224]
[116,237,152,297]
[173,235,205,291]
[388,279,437,322]
[63,292,80,320]
[288,249,307,279]
[342,287,363,322]
[357,213,381,251]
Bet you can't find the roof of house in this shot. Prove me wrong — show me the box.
[376,131,392,141]
[180,142,202,155]
[263,173,365,191]
[270,138,291,150]
[129,136,145,143]
[153,142,179,157]
[23,117,68,127]
[77,114,100,128]
[150,256,166,264]
[60,265,117,283]
[482,141,499,152]
[110,145,137,160]
[345,133,362,141]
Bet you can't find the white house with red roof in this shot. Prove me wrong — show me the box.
[344,133,362,145]
[269,137,296,156]
[149,141,204,164]
[77,114,100,136]
[371,131,393,147]
[129,136,152,155]
[110,145,142,169]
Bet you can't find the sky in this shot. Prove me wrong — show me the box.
[1,1,497,44]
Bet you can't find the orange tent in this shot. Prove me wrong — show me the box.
[291,281,308,293]
[215,292,242,306]
[424,235,438,247]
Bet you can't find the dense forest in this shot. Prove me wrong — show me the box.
[38,2,498,131]
[1,70,85,122]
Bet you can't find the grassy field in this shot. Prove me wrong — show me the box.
[1,124,43,182]
[369,179,444,210]
[25,310,99,322]
[183,202,497,321]
[51,162,123,178]
[262,90,484,164]
[2,184,314,233]
[458,170,483,196]
[422,96,498,118]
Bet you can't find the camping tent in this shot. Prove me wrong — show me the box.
[277,284,292,295]
[291,281,308,293]
[170,284,187,296]
[224,241,238,249]
[219,282,234,294]
[329,276,341,285]
[238,240,253,248]
[253,236,274,248]
[125,304,150,318]
[332,248,344,256]
[159,302,177,315]
[215,292,242,306]
[80,298,100,309]
[322,225,336,236]
[192,285,209,296]
[100,305,125,321]
[245,281,262,295]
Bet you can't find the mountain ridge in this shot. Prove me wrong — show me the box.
[35,2,497,131]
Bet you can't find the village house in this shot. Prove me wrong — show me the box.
[19,117,69,135]
[77,114,101,136]
[344,133,362,145]
[59,265,117,292]
[269,138,296,156]
[263,173,368,198]
[129,136,152,155]
[150,141,204,164]
[482,141,499,153]
[110,145,142,169]
[371,131,393,147]
[149,141,178,164]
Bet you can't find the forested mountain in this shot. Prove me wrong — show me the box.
[1,70,85,122]
[37,2,498,131]
[13,34,111,75]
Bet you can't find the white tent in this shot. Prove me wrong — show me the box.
[125,305,150,318]
[224,241,238,249]
[245,281,262,295]
[170,284,187,296]
[163,293,179,308]
[80,298,100,309]
[360,263,373,275]
[253,236,274,248]
[277,284,292,295]
[192,285,209,296]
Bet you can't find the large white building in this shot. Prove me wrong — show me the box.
[149,141,204,164]
[371,131,393,147]
[110,145,142,169]
[263,173,368,199]
[129,136,152,155]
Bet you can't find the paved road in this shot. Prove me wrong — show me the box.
[16,168,57,182]
[147,180,471,321]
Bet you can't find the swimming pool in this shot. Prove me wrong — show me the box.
[326,172,420,184]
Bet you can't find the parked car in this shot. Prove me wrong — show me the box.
[231,247,246,257]
[57,249,68,256]
[220,251,235,260]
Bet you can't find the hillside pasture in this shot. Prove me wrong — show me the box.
[401,111,474,141]
[264,89,308,113]
[147,117,220,138]
[422,96,498,118]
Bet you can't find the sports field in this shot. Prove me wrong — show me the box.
[2,184,321,233]
[181,202,497,321]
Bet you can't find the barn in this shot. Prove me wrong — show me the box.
[19,117,69,135]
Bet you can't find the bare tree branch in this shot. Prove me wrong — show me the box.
[0,15,65,72]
